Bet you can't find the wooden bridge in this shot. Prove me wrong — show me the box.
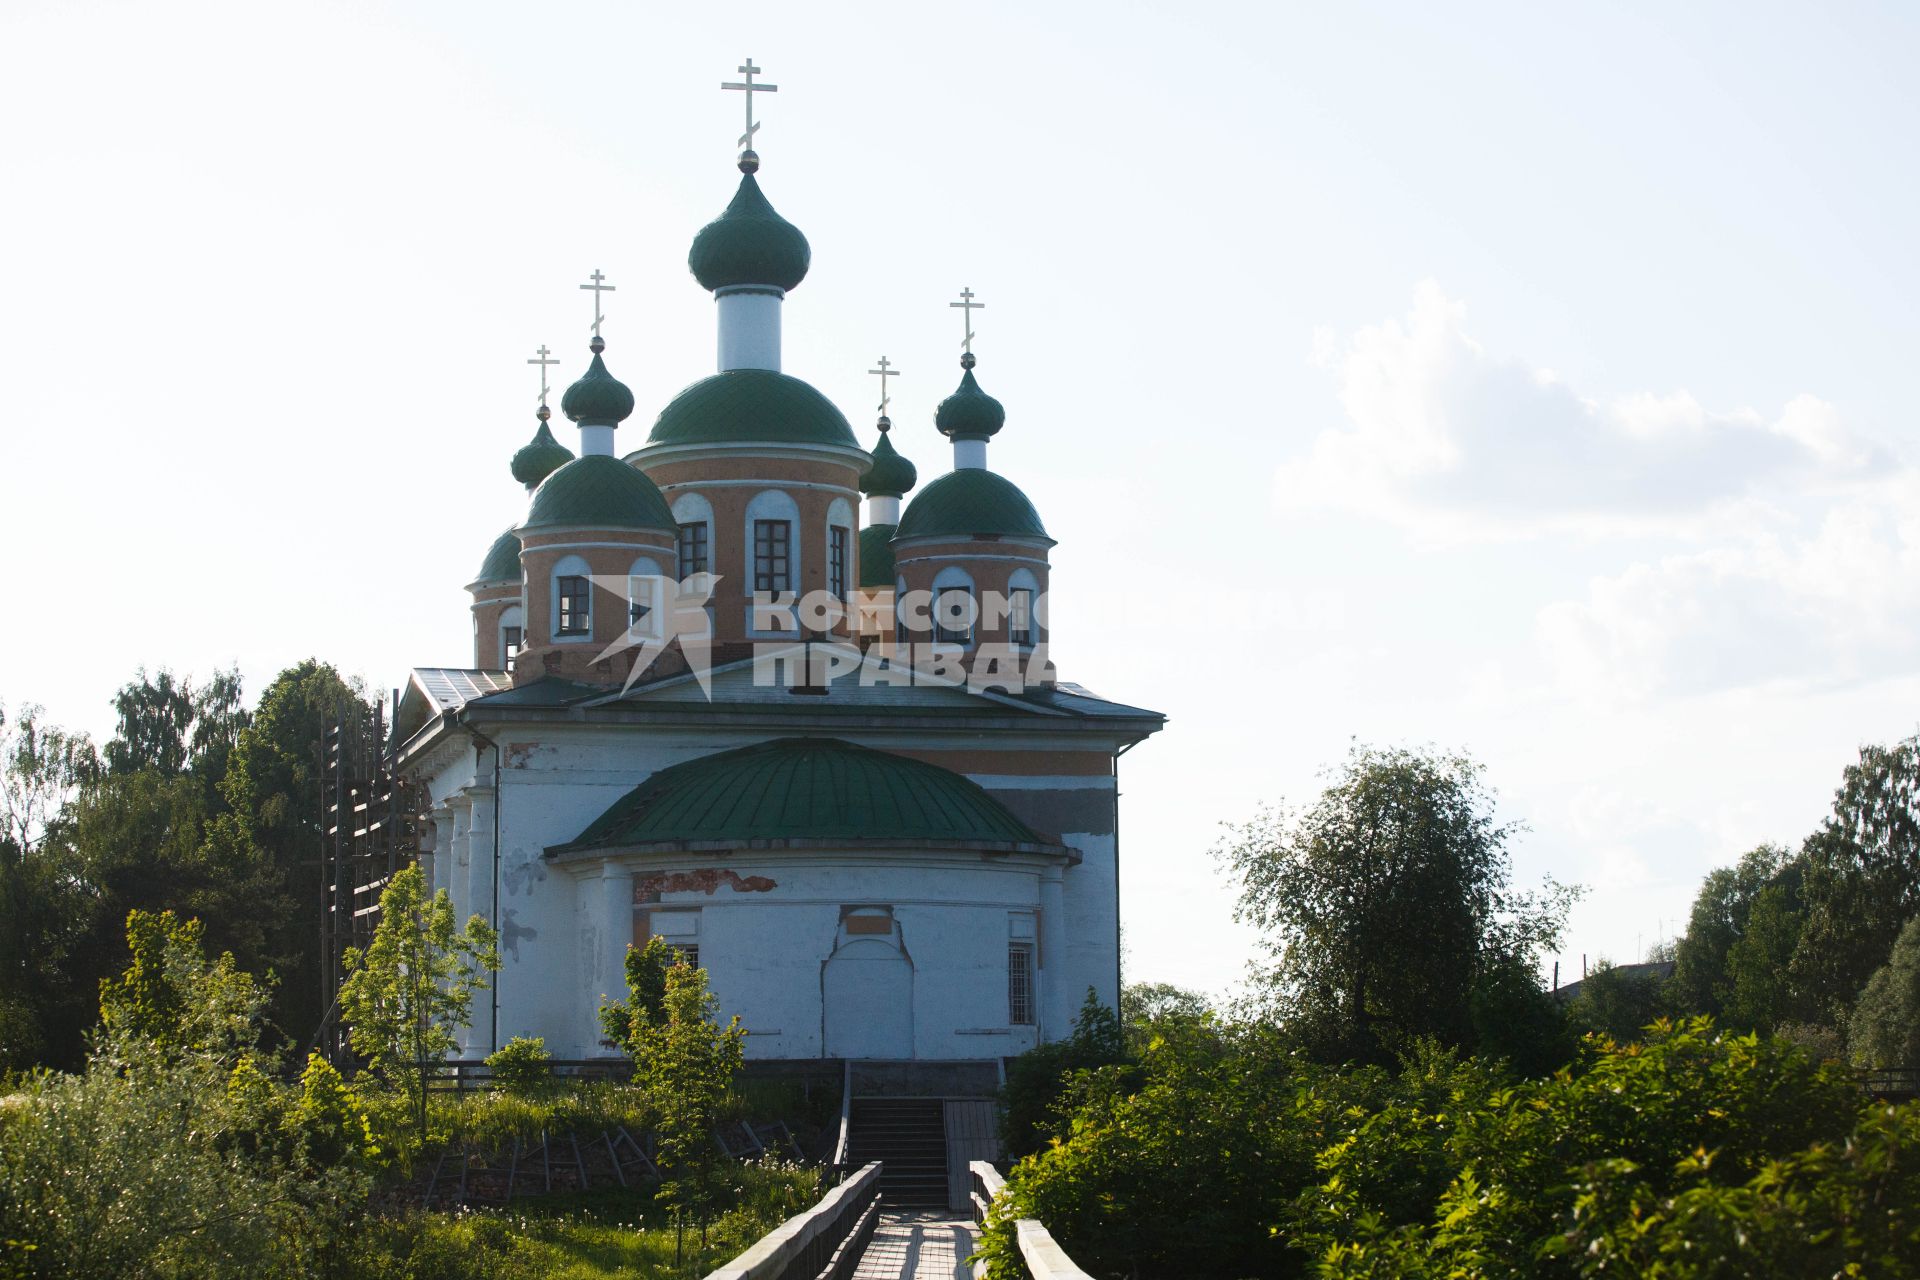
[701,1159,1089,1280]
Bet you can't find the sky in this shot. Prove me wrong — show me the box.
[3,0,1918,1000]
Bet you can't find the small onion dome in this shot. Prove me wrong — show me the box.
[934,355,1006,441]
[522,454,676,532]
[859,420,917,497]
[475,528,522,584]
[559,337,636,427]
[895,468,1052,542]
[646,368,858,448]
[688,171,811,293]
[857,524,896,588]
[510,408,575,487]
[549,737,1058,856]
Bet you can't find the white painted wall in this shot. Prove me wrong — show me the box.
[408,721,1123,1062]
[716,290,782,372]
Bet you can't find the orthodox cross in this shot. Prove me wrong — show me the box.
[527,344,558,404]
[868,356,898,415]
[579,269,615,337]
[950,287,985,354]
[722,59,778,152]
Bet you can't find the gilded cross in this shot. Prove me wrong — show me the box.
[950,287,985,354]
[527,344,558,404]
[721,59,778,152]
[868,356,898,415]
[579,269,615,337]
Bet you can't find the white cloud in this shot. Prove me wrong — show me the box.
[1276,281,1884,540]
[1279,283,1919,700]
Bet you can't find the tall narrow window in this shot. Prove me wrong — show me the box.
[1009,944,1034,1025]
[502,626,523,664]
[754,520,791,593]
[935,586,974,645]
[677,522,709,579]
[829,526,849,600]
[1008,587,1034,646]
[556,575,590,636]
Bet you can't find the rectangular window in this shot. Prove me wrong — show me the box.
[829,526,849,601]
[754,520,792,593]
[669,943,700,969]
[556,575,590,636]
[1009,945,1034,1026]
[1008,587,1034,646]
[502,626,523,664]
[677,522,709,579]
[935,586,974,645]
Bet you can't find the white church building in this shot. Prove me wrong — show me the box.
[391,80,1164,1064]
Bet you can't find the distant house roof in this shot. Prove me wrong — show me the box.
[1552,959,1676,1003]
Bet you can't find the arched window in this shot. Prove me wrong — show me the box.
[626,555,665,640]
[745,490,802,636]
[825,497,854,607]
[551,553,592,641]
[1006,567,1040,648]
[932,565,977,647]
[498,604,525,667]
[671,492,714,583]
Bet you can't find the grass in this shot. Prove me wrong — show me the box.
[362,1164,822,1280]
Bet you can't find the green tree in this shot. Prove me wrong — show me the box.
[1721,880,1810,1030]
[1670,843,1798,1019]
[337,863,498,1145]
[1002,989,1132,1158]
[597,934,675,1060]
[1216,743,1576,1063]
[1565,958,1670,1042]
[632,957,745,1261]
[1849,915,1920,1068]
[96,908,268,1070]
[205,660,373,1046]
[1792,735,1920,1022]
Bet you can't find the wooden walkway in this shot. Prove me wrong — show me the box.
[850,1211,979,1280]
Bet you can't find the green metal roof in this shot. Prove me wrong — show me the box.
[551,736,1049,854]
[475,528,522,584]
[688,171,811,293]
[522,454,676,532]
[645,368,859,449]
[859,425,917,497]
[894,468,1051,542]
[511,415,575,488]
[935,363,1006,441]
[560,341,636,428]
[858,523,896,588]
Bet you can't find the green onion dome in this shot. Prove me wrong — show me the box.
[475,528,522,585]
[895,467,1051,542]
[559,337,636,427]
[645,368,859,449]
[688,168,811,293]
[511,408,575,487]
[934,354,1005,441]
[857,524,896,588]
[859,418,918,497]
[550,737,1051,855]
[522,454,676,533]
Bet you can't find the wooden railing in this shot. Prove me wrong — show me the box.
[703,1160,883,1280]
[424,1058,630,1091]
[969,1161,1094,1280]
[1859,1066,1920,1100]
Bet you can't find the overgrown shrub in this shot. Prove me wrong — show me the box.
[485,1035,556,1097]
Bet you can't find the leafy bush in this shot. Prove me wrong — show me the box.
[486,1035,556,1097]
[999,989,1129,1159]
[1849,914,1920,1068]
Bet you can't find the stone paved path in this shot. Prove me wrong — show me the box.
[849,1211,979,1280]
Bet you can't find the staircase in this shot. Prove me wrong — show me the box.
[847,1098,949,1207]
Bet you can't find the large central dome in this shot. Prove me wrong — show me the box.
[643,368,860,450]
